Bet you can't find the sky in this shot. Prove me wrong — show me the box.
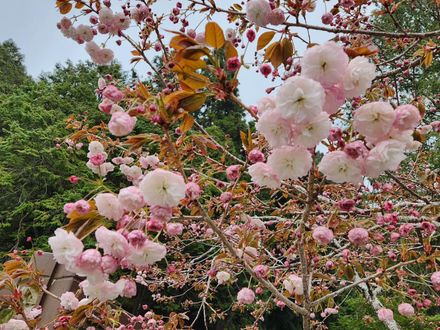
[0,1,333,105]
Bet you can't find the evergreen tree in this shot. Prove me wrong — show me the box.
[0,40,29,94]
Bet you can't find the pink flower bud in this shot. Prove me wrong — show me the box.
[226,165,241,181]
[321,12,333,25]
[226,57,241,72]
[337,199,355,211]
[253,265,269,278]
[74,200,91,215]
[390,232,400,242]
[248,149,265,163]
[146,218,165,232]
[69,175,79,184]
[246,29,256,42]
[127,230,146,247]
[63,202,75,214]
[185,182,202,200]
[260,63,272,77]
[220,192,233,203]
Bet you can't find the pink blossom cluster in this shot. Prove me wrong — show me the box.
[57,5,133,65]
[86,141,114,176]
[246,0,285,27]
[96,79,138,137]
[250,41,423,186]
[49,164,190,307]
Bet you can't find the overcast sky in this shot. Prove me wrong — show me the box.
[0,1,333,105]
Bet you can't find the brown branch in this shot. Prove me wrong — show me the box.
[297,166,315,330]
[385,171,430,204]
[312,260,417,306]
[163,127,308,316]
[193,120,246,165]
[188,0,440,39]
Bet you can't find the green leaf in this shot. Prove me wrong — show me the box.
[0,308,14,324]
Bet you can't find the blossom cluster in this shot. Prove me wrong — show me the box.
[249,41,423,188]
[48,139,194,304]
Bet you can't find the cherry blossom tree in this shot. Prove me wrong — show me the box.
[1,0,439,329]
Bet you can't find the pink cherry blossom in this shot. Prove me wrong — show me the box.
[108,111,137,136]
[74,200,91,215]
[393,104,421,130]
[220,191,233,203]
[343,56,376,97]
[118,186,145,211]
[256,110,291,147]
[226,165,241,181]
[344,141,369,160]
[237,288,255,304]
[323,84,345,115]
[95,193,124,221]
[139,169,186,207]
[275,76,325,122]
[125,240,167,267]
[248,149,265,163]
[268,8,285,25]
[118,278,137,298]
[283,274,303,295]
[102,85,124,102]
[398,303,415,316]
[365,139,406,178]
[60,292,79,311]
[246,0,272,27]
[337,199,356,211]
[80,279,124,302]
[267,146,312,180]
[377,308,394,321]
[226,57,241,72]
[431,271,440,291]
[95,226,130,259]
[216,271,231,284]
[301,42,349,87]
[253,265,269,278]
[248,162,281,189]
[318,151,363,184]
[294,112,331,148]
[101,255,119,274]
[48,228,84,265]
[185,182,202,200]
[312,226,334,245]
[399,224,414,237]
[166,223,184,236]
[353,102,396,139]
[348,227,369,246]
[75,248,102,276]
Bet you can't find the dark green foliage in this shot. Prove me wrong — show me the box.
[0,44,123,256]
[372,1,439,114]
[329,292,440,330]
[196,97,248,156]
[0,40,29,94]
